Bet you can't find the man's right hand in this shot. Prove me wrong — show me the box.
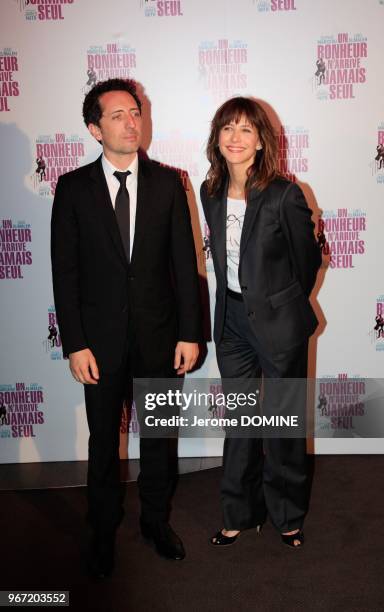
[69,348,99,385]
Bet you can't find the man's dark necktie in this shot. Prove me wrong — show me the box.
[113,170,131,263]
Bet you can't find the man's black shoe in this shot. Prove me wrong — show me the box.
[87,530,116,579]
[140,520,185,560]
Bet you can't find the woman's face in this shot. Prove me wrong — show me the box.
[218,114,261,169]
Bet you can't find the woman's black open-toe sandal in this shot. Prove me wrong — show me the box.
[210,530,241,546]
[210,525,262,547]
[281,530,304,549]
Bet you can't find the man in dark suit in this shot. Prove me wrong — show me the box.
[51,78,202,577]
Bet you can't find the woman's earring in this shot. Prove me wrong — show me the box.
[256,144,263,150]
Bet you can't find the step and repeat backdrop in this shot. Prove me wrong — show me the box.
[1,0,383,463]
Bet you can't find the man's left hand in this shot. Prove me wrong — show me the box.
[174,341,199,375]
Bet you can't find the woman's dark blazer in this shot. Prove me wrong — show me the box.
[200,177,322,356]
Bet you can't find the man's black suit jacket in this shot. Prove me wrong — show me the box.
[200,177,322,356]
[51,155,202,373]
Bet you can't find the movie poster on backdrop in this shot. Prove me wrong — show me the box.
[278,126,309,182]
[0,382,45,442]
[198,38,248,104]
[371,123,384,184]
[43,306,63,362]
[139,0,184,17]
[317,208,366,270]
[149,130,200,192]
[85,42,137,94]
[253,0,298,12]
[0,219,32,280]
[372,296,384,352]
[315,374,365,437]
[1,0,383,461]
[14,0,76,22]
[313,32,367,101]
[31,133,86,197]
[0,47,19,112]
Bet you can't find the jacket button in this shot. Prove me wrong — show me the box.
[128,276,134,281]
[248,311,255,318]
[241,285,248,290]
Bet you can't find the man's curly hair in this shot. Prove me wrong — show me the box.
[82,78,142,127]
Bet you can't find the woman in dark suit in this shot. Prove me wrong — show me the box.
[200,97,321,548]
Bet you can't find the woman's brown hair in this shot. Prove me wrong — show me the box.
[205,96,279,197]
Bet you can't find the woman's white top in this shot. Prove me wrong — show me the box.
[226,197,246,293]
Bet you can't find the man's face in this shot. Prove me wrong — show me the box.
[88,90,142,162]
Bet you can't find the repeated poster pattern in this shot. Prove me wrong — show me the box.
[1,0,383,461]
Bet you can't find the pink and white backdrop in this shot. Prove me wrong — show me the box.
[1,0,384,463]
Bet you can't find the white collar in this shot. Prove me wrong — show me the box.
[102,153,138,179]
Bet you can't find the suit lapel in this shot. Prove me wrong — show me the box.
[209,182,264,278]
[130,160,152,266]
[89,156,127,267]
[209,181,228,281]
[240,187,265,256]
